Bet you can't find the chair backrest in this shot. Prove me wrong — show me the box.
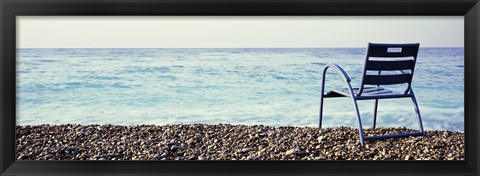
[357,43,420,96]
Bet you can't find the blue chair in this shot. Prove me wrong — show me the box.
[319,43,425,146]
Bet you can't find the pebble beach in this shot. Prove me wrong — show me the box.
[16,124,464,160]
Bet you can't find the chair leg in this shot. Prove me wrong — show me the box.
[319,94,324,128]
[347,93,365,146]
[319,74,326,129]
[410,95,425,133]
[373,99,378,129]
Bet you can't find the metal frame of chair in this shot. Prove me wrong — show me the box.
[319,43,425,146]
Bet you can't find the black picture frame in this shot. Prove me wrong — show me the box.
[1,0,479,176]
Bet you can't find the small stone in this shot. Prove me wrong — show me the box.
[257,149,266,156]
[240,148,253,153]
[285,149,301,156]
[188,155,196,160]
[198,156,206,160]
[186,139,195,144]
[317,136,325,143]
[170,145,181,151]
[405,155,411,160]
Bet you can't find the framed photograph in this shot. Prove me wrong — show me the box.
[1,0,479,176]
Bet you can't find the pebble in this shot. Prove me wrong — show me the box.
[170,145,181,151]
[186,139,195,144]
[188,155,196,160]
[240,148,253,153]
[317,136,325,143]
[285,149,301,156]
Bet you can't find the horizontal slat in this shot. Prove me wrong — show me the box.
[363,74,412,85]
[365,89,393,95]
[365,60,415,70]
[369,43,420,48]
[368,45,419,57]
[362,87,385,93]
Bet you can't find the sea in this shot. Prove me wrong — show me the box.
[16,48,464,132]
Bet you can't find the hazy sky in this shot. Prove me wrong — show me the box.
[17,16,463,48]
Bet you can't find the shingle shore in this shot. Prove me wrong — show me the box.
[16,124,464,160]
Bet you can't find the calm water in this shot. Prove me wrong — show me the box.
[16,48,464,131]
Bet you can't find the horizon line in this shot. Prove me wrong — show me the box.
[17,46,465,49]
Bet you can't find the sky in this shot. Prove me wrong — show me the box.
[17,16,464,48]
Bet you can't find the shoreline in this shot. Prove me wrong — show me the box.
[16,124,464,160]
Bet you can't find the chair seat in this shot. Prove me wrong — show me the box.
[324,86,412,100]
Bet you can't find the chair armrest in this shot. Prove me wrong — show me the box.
[322,63,351,82]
